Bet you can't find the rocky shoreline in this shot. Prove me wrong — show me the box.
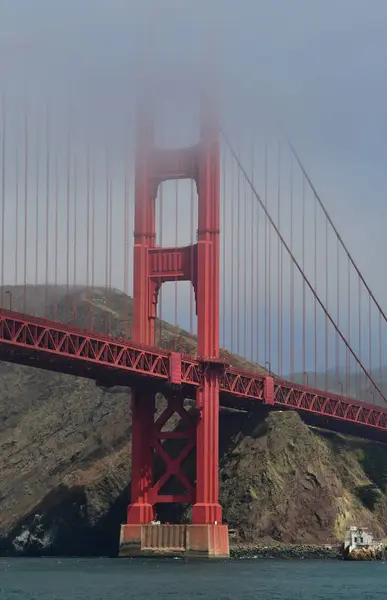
[230,543,342,560]
[342,544,387,561]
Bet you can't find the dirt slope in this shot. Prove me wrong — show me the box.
[1,285,387,555]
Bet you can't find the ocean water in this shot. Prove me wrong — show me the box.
[0,557,385,600]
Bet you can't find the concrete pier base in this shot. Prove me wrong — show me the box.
[119,523,229,559]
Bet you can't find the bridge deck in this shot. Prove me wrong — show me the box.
[1,309,387,438]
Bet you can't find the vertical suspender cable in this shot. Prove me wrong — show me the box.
[15,150,19,286]
[379,313,382,403]
[250,142,255,363]
[91,157,96,331]
[73,159,77,322]
[368,294,372,400]
[267,144,271,372]
[1,96,5,308]
[358,277,362,397]
[336,237,340,387]
[34,150,40,315]
[123,161,129,338]
[254,143,259,364]
[54,152,59,322]
[86,145,91,330]
[289,155,294,379]
[277,141,282,375]
[44,108,50,317]
[65,115,71,323]
[236,149,241,355]
[221,146,226,349]
[325,211,329,390]
[108,177,113,333]
[23,113,28,314]
[190,178,194,337]
[347,259,351,395]
[158,183,163,345]
[230,150,234,353]
[314,196,317,386]
[104,147,110,333]
[174,180,179,349]
[302,175,306,377]
[243,151,247,360]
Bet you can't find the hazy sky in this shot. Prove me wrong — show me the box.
[1,0,386,275]
[1,0,387,378]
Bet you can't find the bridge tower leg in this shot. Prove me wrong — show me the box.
[119,91,229,559]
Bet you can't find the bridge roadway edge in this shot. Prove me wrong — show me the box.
[1,310,387,438]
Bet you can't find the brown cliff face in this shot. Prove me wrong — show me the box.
[1,285,387,556]
[220,411,387,545]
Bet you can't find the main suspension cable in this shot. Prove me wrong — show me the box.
[221,129,387,404]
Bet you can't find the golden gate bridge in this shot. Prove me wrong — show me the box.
[1,71,387,558]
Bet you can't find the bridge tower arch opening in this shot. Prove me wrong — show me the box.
[119,88,230,558]
[154,177,198,342]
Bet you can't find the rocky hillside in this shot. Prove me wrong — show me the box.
[220,411,387,545]
[1,285,387,556]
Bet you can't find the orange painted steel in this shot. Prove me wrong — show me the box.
[127,87,224,530]
[1,309,387,435]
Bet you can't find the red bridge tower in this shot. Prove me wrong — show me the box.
[119,89,230,558]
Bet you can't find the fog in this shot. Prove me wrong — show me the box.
[1,0,387,378]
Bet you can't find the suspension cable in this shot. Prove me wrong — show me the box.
[221,129,387,404]
[286,137,387,324]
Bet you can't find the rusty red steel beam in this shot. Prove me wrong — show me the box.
[272,379,387,429]
[1,310,387,432]
[0,309,202,384]
[220,369,387,430]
